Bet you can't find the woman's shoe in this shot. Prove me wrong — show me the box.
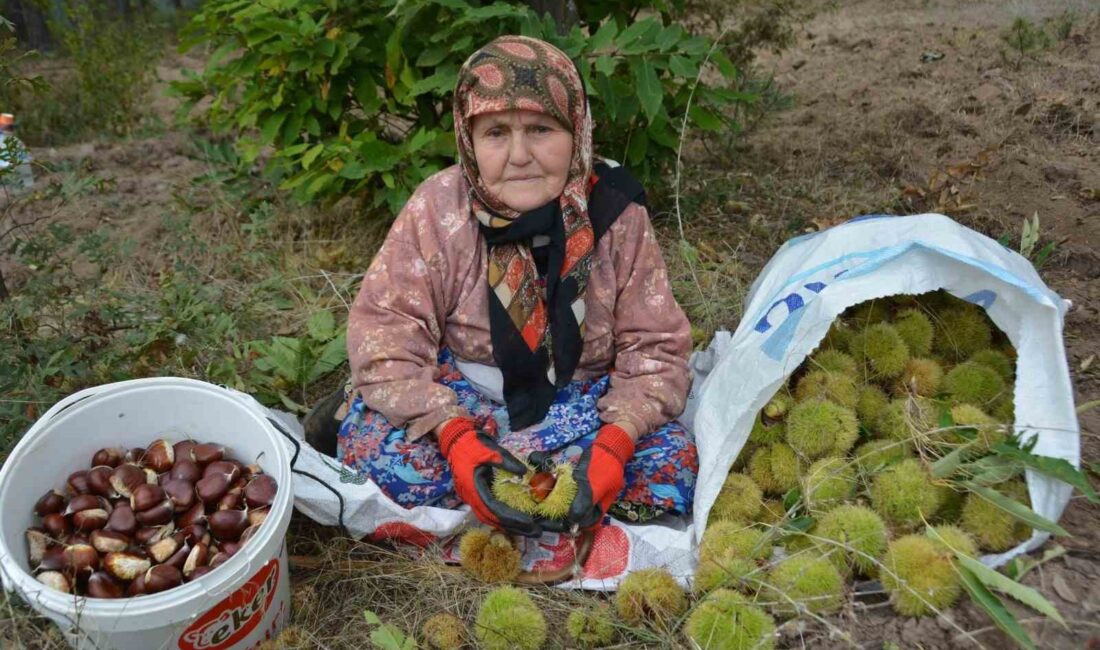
[302,387,345,457]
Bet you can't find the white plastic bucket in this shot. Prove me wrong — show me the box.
[0,378,294,649]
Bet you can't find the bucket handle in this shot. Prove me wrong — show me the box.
[264,416,352,538]
[24,388,101,435]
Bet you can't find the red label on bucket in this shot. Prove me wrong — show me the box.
[179,558,280,650]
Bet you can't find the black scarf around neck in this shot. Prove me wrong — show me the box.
[481,162,646,430]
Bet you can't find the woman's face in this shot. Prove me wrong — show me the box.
[471,109,574,213]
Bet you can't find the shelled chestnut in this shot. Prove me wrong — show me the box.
[25,438,277,598]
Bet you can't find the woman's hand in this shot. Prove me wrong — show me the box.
[437,418,544,537]
[565,423,637,529]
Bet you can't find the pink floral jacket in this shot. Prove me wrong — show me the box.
[347,166,692,441]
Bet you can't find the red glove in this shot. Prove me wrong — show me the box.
[567,424,636,529]
[438,418,542,537]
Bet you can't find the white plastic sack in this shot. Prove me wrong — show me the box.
[680,330,732,433]
[692,213,1080,567]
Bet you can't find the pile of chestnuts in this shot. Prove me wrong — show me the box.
[25,439,278,598]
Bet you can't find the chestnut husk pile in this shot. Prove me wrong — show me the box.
[25,439,277,598]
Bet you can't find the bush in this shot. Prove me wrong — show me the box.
[174,0,755,213]
[0,2,163,144]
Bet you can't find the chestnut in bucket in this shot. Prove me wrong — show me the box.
[25,436,277,599]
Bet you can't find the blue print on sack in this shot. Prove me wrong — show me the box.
[751,249,891,327]
[964,289,997,309]
[750,247,901,359]
[755,293,804,333]
[762,305,809,361]
[754,283,828,333]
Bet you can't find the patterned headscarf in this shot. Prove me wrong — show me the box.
[453,35,597,430]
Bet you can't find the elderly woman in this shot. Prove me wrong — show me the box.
[331,35,696,537]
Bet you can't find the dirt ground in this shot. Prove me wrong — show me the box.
[731,1,1100,646]
[3,0,1099,647]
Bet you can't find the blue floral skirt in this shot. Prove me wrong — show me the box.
[336,349,698,521]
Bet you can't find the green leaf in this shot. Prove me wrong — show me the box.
[260,112,288,145]
[415,45,449,68]
[631,59,663,122]
[990,444,1100,504]
[939,401,955,429]
[959,455,1022,486]
[311,333,348,381]
[784,516,814,532]
[931,442,981,479]
[957,565,1038,650]
[782,487,803,512]
[688,104,723,131]
[656,24,683,52]
[962,482,1069,537]
[339,160,367,180]
[668,55,698,79]
[353,75,382,114]
[616,19,656,50]
[1002,544,1065,582]
[364,609,416,650]
[711,50,737,79]
[589,20,618,51]
[408,65,457,97]
[955,555,1065,626]
[406,128,435,153]
[306,172,333,197]
[594,55,616,77]
[282,112,304,143]
[278,393,307,413]
[308,310,337,341]
[301,143,325,169]
[455,4,527,23]
[679,35,709,56]
[646,118,678,148]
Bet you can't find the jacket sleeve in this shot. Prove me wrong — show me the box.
[346,191,468,441]
[596,203,693,436]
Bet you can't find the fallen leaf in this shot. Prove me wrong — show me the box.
[1051,573,1078,603]
[811,215,850,231]
[901,184,926,199]
[1081,354,1095,372]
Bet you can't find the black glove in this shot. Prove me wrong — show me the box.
[439,418,543,537]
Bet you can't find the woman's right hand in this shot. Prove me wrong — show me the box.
[437,418,544,537]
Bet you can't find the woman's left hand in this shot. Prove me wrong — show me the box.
[564,423,637,529]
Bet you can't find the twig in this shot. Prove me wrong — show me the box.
[674,26,730,241]
[0,211,54,242]
[671,28,731,332]
[319,268,351,312]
